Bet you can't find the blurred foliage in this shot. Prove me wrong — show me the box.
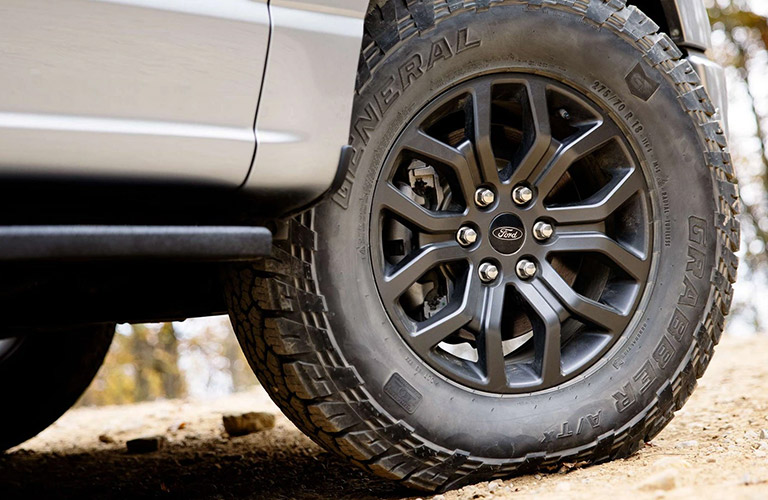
[709,0,768,263]
[707,0,768,329]
[79,318,256,406]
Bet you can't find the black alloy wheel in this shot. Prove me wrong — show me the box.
[226,0,738,491]
[371,74,652,393]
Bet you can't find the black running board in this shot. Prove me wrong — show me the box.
[0,225,271,261]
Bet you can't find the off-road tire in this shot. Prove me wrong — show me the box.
[226,0,739,491]
[0,324,115,450]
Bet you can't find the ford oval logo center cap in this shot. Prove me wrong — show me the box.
[492,226,523,241]
[489,213,525,254]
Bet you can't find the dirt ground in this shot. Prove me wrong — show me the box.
[2,336,768,500]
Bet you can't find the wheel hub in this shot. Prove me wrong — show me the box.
[371,73,653,394]
[488,213,526,255]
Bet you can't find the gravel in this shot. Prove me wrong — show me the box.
[1,336,768,499]
[126,435,167,454]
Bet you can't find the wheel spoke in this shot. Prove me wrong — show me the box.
[534,119,622,197]
[373,73,653,394]
[469,79,500,184]
[409,272,478,353]
[377,182,465,233]
[456,140,485,196]
[516,281,562,386]
[380,242,465,303]
[538,262,627,332]
[552,232,648,280]
[478,284,508,391]
[399,129,479,200]
[545,168,644,224]
[509,79,556,185]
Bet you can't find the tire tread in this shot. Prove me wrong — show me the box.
[226,0,740,491]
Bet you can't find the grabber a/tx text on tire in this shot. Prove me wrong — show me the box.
[226,0,739,491]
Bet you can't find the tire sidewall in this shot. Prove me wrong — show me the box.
[315,5,716,457]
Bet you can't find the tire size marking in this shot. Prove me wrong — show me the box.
[591,80,672,247]
[611,217,706,414]
[334,28,483,213]
[591,81,645,133]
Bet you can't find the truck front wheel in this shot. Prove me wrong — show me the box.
[227,0,738,490]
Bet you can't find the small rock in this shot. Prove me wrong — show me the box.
[638,470,676,491]
[487,480,502,492]
[760,429,768,440]
[222,412,276,437]
[431,495,446,500]
[98,434,115,444]
[168,421,188,432]
[126,436,166,454]
[675,440,699,449]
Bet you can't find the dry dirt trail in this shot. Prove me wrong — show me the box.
[1,336,768,499]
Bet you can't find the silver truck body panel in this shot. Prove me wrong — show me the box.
[243,0,366,199]
[667,0,712,51]
[0,0,726,208]
[0,0,269,185]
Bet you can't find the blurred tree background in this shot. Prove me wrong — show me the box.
[79,318,256,406]
[79,1,768,406]
[707,0,768,329]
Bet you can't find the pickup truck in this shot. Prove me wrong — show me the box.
[0,0,738,491]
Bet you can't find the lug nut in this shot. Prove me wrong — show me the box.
[516,259,537,279]
[478,262,500,283]
[533,221,554,241]
[474,188,495,208]
[512,185,533,205]
[456,226,478,247]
